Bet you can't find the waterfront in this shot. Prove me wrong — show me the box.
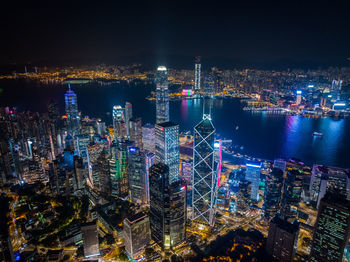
[1,79,349,168]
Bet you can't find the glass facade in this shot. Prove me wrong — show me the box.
[155,66,169,123]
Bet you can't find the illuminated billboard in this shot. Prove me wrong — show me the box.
[182,89,193,96]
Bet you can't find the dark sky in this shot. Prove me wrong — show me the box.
[1,0,350,69]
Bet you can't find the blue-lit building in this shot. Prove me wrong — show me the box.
[155,122,179,183]
[245,161,261,201]
[64,84,80,135]
[155,66,169,123]
[264,168,284,220]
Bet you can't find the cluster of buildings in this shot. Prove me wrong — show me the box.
[1,61,350,262]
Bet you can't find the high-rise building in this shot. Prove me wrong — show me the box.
[123,212,151,260]
[245,161,261,201]
[280,168,303,221]
[64,84,80,135]
[296,90,302,105]
[155,66,169,123]
[115,141,130,197]
[125,101,133,139]
[274,159,286,173]
[194,56,201,93]
[264,168,284,220]
[142,123,155,153]
[149,163,186,249]
[129,117,143,150]
[81,221,100,259]
[128,147,147,204]
[266,216,299,262]
[145,152,155,204]
[309,164,350,208]
[203,74,215,96]
[155,122,179,183]
[112,105,126,141]
[310,193,350,262]
[192,113,218,226]
[97,150,111,195]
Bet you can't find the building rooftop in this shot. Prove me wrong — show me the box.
[270,216,299,234]
[125,212,147,224]
[156,121,178,128]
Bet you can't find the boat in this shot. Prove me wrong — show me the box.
[313,132,323,137]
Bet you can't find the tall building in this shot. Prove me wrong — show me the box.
[145,152,155,204]
[129,117,143,150]
[112,105,126,141]
[192,113,218,226]
[310,193,350,262]
[64,84,80,135]
[194,56,201,93]
[142,123,155,153]
[155,66,169,123]
[96,150,111,195]
[245,161,261,201]
[309,164,350,208]
[149,163,186,249]
[81,221,100,259]
[264,168,284,220]
[274,159,286,173]
[125,101,133,139]
[128,147,146,204]
[203,74,215,96]
[155,122,179,183]
[280,168,303,221]
[123,212,151,260]
[266,216,299,262]
[296,90,302,105]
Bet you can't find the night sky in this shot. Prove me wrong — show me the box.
[1,0,350,69]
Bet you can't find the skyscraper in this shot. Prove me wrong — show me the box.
[192,113,218,226]
[128,147,147,204]
[125,101,133,139]
[81,221,100,259]
[64,84,80,135]
[266,216,299,262]
[142,123,155,153]
[123,212,150,260]
[264,168,284,220]
[149,163,186,249]
[129,117,143,150]
[155,122,179,183]
[245,161,261,201]
[309,164,350,208]
[155,66,169,123]
[96,150,111,195]
[310,193,350,262]
[194,56,201,93]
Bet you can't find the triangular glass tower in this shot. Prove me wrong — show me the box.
[192,112,218,226]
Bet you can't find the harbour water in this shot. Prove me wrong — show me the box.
[1,79,349,168]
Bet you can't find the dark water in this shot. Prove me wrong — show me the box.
[1,79,349,168]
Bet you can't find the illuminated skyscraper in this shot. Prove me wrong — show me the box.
[129,117,143,150]
[264,168,284,220]
[128,147,147,204]
[64,84,80,135]
[155,122,179,183]
[125,101,133,139]
[112,105,126,141]
[194,56,201,93]
[142,123,155,153]
[192,113,218,226]
[310,193,350,262]
[245,161,261,201]
[296,90,302,105]
[149,163,186,250]
[155,66,169,123]
[123,212,150,260]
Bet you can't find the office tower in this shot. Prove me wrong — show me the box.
[310,193,350,262]
[155,66,169,123]
[245,161,261,201]
[123,212,151,260]
[0,236,15,262]
[192,113,218,226]
[145,152,155,204]
[0,141,12,186]
[125,102,133,139]
[194,56,201,93]
[115,141,131,197]
[129,117,143,150]
[203,74,215,96]
[280,168,303,221]
[180,160,192,186]
[155,122,179,183]
[309,164,350,208]
[142,123,155,153]
[264,168,284,220]
[296,90,302,105]
[97,150,111,195]
[112,105,126,141]
[332,80,343,100]
[274,159,286,173]
[266,216,299,262]
[128,147,146,204]
[81,221,100,259]
[73,156,86,190]
[64,84,80,135]
[149,163,186,249]
[75,134,90,164]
